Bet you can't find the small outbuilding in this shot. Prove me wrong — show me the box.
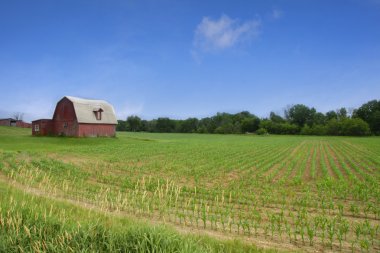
[32,96,117,137]
[0,118,31,128]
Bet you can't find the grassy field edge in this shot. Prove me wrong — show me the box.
[0,181,279,253]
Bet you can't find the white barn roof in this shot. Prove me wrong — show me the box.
[65,96,117,124]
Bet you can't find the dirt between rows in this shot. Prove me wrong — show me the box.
[302,146,314,181]
[269,142,306,182]
[1,173,379,253]
[320,144,338,180]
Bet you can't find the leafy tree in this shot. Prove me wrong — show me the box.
[326,111,338,121]
[259,120,275,133]
[213,113,233,126]
[300,125,312,135]
[215,123,235,134]
[126,116,141,132]
[269,112,285,123]
[280,123,300,134]
[115,99,378,136]
[312,125,327,135]
[232,111,252,123]
[313,112,326,125]
[353,100,380,135]
[199,117,215,133]
[372,111,380,134]
[260,120,299,135]
[326,119,342,135]
[179,118,198,133]
[116,120,127,131]
[326,118,370,136]
[241,117,260,133]
[146,120,157,132]
[140,120,149,132]
[156,118,176,133]
[301,125,326,135]
[341,118,370,136]
[286,104,316,127]
[337,108,348,120]
[197,125,208,133]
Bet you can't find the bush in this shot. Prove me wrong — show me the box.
[256,128,268,135]
[341,118,370,136]
[301,125,327,135]
[326,119,342,135]
[326,118,370,136]
[259,121,299,135]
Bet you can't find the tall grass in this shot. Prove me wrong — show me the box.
[0,183,270,253]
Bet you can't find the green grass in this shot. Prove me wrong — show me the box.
[0,126,379,252]
[0,183,269,253]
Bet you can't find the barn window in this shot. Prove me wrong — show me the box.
[93,108,103,120]
[63,122,68,128]
[34,124,39,132]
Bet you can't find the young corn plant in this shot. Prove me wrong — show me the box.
[337,225,344,250]
[327,219,336,249]
[306,222,315,246]
[269,214,276,239]
[285,219,292,243]
[355,223,362,242]
[359,239,369,252]
[201,202,207,229]
[319,216,327,246]
[253,212,261,236]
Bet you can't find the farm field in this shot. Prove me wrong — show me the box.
[0,126,379,252]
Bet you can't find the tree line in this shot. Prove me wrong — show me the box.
[117,99,380,136]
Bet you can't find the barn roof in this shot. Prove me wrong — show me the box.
[65,96,117,124]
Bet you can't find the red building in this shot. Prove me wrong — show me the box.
[0,118,32,128]
[32,96,117,137]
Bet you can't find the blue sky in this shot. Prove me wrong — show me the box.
[0,0,379,122]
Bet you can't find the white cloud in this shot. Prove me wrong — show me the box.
[271,8,283,20]
[116,102,144,120]
[193,14,261,52]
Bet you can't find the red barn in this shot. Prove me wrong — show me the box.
[0,118,32,128]
[32,96,117,137]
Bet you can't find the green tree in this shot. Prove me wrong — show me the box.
[139,120,149,132]
[116,120,127,131]
[198,117,216,133]
[301,124,326,135]
[215,122,235,134]
[260,120,299,135]
[179,118,199,133]
[337,108,348,120]
[269,112,285,123]
[353,100,380,135]
[326,119,342,135]
[326,111,338,121]
[313,112,326,125]
[341,118,370,136]
[156,118,176,133]
[126,116,142,132]
[286,104,316,127]
[241,117,260,133]
[232,111,252,123]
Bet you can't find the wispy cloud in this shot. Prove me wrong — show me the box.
[116,102,144,120]
[193,14,261,52]
[271,8,283,20]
